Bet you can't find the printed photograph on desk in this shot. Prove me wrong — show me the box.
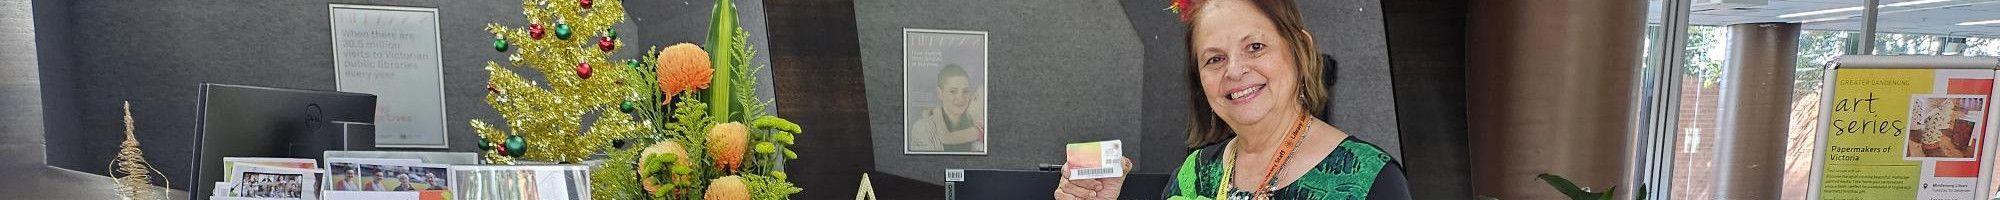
[903,28,990,155]
[236,172,305,198]
[223,163,319,200]
[1903,94,1985,162]
[221,157,318,184]
[323,158,424,191]
[356,164,449,191]
[323,158,454,200]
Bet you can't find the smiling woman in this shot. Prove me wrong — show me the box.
[1053,0,1409,199]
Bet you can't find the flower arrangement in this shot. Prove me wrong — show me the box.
[468,0,803,199]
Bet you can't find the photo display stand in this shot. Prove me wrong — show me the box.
[1809,55,2000,200]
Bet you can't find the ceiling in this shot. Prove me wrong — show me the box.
[1650,0,2000,37]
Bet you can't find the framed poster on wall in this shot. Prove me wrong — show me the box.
[331,4,448,148]
[903,28,989,155]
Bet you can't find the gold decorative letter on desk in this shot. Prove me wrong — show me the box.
[855,173,877,200]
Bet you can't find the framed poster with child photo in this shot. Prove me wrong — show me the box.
[902,28,989,155]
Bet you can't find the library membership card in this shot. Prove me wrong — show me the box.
[1065,140,1124,180]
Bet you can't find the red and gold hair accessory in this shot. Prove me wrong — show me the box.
[1167,0,1197,22]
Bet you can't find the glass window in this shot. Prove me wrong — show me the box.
[1651,0,2000,199]
[1874,0,2000,196]
[1659,0,1867,199]
[1872,0,2000,57]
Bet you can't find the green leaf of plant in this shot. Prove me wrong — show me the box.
[1596,186,1616,200]
[1537,173,1591,200]
[1636,184,1649,200]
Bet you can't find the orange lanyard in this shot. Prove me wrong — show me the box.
[1214,114,1311,200]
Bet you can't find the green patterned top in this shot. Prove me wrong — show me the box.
[1164,138,1398,200]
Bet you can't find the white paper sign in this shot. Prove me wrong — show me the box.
[331,4,448,148]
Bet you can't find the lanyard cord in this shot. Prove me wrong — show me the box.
[1214,114,1312,199]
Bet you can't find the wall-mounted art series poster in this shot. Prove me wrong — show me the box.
[903,29,989,155]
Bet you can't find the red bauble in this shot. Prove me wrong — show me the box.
[485,83,498,93]
[597,37,615,52]
[529,23,546,40]
[576,62,593,79]
[580,0,594,9]
[494,145,510,156]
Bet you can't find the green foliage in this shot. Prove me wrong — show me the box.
[587,1,806,198]
[730,27,772,122]
[752,116,801,134]
[666,94,718,200]
[1792,30,1849,98]
[1682,26,1727,87]
[741,174,803,200]
[668,94,715,148]
[755,142,776,154]
[627,47,675,134]
[1537,173,1613,200]
[592,147,647,200]
[706,0,740,123]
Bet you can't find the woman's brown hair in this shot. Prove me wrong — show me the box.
[1182,0,1326,148]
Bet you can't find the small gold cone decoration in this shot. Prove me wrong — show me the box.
[110,101,168,200]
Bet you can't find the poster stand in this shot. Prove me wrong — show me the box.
[1809,55,2000,200]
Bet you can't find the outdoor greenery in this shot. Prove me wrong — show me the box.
[1651,25,2000,99]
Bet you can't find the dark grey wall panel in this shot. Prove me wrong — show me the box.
[1383,0,1472,198]
[41,0,772,190]
[33,0,74,169]
[857,0,1146,184]
[1119,0,1194,174]
[1301,0,1403,159]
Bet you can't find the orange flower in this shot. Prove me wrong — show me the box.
[703,176,749,200]
[707,122,749,172]
[658,43,713,100]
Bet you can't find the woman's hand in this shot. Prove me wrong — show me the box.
[1053,157,1134,200]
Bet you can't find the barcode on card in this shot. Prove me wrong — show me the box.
[1075,168,1115,177]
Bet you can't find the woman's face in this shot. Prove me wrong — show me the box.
[1191,0,1300,128]
[937,76,972,116]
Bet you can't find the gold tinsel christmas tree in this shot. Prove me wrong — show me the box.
[111,101,168,200]
[472,0,804,199]
[469,0,650,164]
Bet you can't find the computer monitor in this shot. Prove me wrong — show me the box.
[188,83,378,199]
[945,169,1168,200]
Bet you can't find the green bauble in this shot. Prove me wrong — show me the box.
[504,135,527,157]
[619,101,636,113]
[493,37,509,52]
[478,139,494,151]
[554,23,573,40]
[606,28,618,40]
[625,59,640,69]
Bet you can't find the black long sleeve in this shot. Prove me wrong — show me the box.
[1367,160,1412,200]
